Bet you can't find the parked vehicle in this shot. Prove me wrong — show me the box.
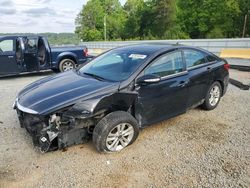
[13,44,229,153]
[0,35,92,77]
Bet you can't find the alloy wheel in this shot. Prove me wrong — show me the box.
[106,123,134,152]
[209,85,220,106]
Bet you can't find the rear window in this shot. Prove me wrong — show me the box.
[184,50,207,68]
[206,55,217,62]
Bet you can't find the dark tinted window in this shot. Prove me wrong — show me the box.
[206,55,217,62]
[184,50,207,68]
[145,51,184,77]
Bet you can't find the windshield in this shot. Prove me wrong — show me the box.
[79,49,149,82]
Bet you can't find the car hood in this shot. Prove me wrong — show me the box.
[17,71,119,115]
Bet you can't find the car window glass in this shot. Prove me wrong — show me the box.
[184,50,206,68]
[206,55,217,62]
[79,50,149,81]
[145,51,184,77]
[92,54,123,68]
[0,40,14,52]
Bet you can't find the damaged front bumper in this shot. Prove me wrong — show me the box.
[14,104,92,152]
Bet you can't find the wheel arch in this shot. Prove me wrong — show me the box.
[59,55,77,64]
[65,92,138,123]
[56,52,79,68]
[216,80,224,96]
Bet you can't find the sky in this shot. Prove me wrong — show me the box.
[0,0,126,33]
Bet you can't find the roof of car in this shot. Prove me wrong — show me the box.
[0,35,44,40]
[114,43,178,54]
[0,35,20,40]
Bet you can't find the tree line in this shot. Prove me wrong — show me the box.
[75,0,250,41]
[0,33,80,46]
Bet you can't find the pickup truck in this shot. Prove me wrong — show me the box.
[0,35,92,76]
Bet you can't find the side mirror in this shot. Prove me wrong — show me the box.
[136,74,161,85]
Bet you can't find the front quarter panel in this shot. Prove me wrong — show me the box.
[64,91,138,119]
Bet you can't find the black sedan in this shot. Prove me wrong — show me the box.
[13,44,229,153]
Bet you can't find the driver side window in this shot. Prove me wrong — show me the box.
[0,40,14,53]
[145,51,184,77]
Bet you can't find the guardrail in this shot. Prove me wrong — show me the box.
[81,38,250,55]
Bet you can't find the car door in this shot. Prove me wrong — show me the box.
[24,37,39,72]
[16,37,25,72]
[135,50,189,127]
[183,49,213,108]
[0,38,20,75]
[38,37,51,70]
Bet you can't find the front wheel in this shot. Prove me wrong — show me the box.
[59,59,76,72]
[93,111,139,153]
[201,81,222,110]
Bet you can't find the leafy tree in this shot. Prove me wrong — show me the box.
[123,0,145,39]
[76,0,125,41]
[75,0,248,41]
[236,0,250,37]
[75,0,105,41]
[177,0,240,38]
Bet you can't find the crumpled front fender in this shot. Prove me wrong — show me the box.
[64,91,138,119]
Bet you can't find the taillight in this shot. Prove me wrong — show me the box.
[223,63,230,71]
[83,48,88,57]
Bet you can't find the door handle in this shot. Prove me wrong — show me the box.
[8,56,14,58]
[207,67,212,72]
[178,80,188,87]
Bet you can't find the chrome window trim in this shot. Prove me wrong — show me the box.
[187,61,216,71]
[16,100,38,114]
[160,70,188,80]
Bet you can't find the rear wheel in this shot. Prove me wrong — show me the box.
[201,81,222,110]
[59,59,76,72]
[93,111,139,153]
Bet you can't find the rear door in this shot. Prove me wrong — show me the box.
[24,37,39,72]
[38,37,51,70]
[0,38,20,75]
[16,37,25,71]
[183,49,213,108]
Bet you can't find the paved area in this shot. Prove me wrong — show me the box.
[0,70,249,188]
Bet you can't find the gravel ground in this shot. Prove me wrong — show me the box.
[0,70,249,188]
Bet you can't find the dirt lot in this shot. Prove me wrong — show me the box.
[0,70,249,188]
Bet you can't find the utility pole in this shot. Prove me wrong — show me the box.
[104,14,107,41]
[242,10,249,38]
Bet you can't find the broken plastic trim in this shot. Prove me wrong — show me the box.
[229,78,250,90]
[229,65,250,72]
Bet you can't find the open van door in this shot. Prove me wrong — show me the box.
[24,37,39,72]
[0,38,20,75]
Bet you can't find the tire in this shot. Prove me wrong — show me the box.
[59,59,76,72]
[93,111,139,153]
[201,81,222,110]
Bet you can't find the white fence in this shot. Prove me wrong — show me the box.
[81,38,250,55]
